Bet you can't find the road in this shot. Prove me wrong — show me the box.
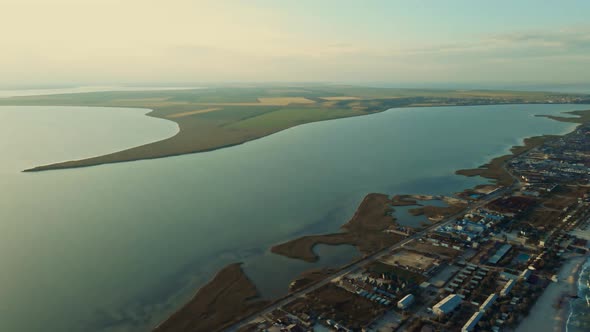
[226,186,512,331]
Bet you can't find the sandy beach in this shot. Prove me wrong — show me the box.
[515,255,586,332]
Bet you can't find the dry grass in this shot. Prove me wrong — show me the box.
[167,108,222,118]
[380,250,437,270]
[154,263,269,332]
[271,193,404,262]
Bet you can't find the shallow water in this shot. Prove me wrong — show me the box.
[0,103,585,331]
[393,199,448,228]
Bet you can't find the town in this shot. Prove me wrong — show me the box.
[232,124,590,332]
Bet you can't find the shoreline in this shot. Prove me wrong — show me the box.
[270,193,404,262]
[153,108,590,330]
[455,109,590,186]
[1,95,584,172]
[23,104,590,173]
[152,263,268,332]
[515,254,587,332]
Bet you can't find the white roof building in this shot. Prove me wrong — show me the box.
[397,294,415,310]
[501,279,515,297]
[520,268,532,281]
[462,310,485,332]
[433,294,462,316]
[480,293,498,312]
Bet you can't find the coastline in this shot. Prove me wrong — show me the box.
[455,135,558,186]
[152,263,268,332]
[0,87,584,172]
[23,104,588,173]
[270,193,405,262]
[455,109,590,186]
[153,108,590,330]
[515,255,587,332]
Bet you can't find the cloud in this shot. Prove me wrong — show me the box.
[2,0,590,85]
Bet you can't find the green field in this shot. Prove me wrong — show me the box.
[1,84,588,171]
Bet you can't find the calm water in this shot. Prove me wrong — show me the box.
[0,86,202,98]
[0,103,585,331]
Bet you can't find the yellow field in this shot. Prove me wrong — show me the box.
[167,108,222,118]
[192,97,316,107]
[257,97,315,105]
[319,96,361,101]
[111,97,171,103]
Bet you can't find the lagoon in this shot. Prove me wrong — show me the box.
[0,103,585,331]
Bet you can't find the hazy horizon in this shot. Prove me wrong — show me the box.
[3,0,590,87]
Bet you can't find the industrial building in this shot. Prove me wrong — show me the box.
[462,310,485,332]
[397,294,415,310]
[488,244,512,265]
[432,294,462,316]
[519,268,532,281]
[500,279,515,297]
[479,293,498,312]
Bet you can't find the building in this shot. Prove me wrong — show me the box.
[488,244,512,265]
[480,293,498,312]
[285,324,304,332]
[397,294,415,310]
[519,268,532,281]
[462,310,485,332]
[432,294,462,316]
[501,279,515,297]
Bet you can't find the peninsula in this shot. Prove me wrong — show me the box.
[1,85,588,172]
[156,108,590,332]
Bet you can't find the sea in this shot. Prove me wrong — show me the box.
[0,86,588,331]
[567,257,590,332]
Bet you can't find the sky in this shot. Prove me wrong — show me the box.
[2,0,590,87]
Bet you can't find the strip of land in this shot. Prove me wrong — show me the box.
[155,109,590,331]
[153,263,268,332]
[456,135,558,186]
[0,84,588,171]
[455,109,590,185]
[270,193,404,262]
